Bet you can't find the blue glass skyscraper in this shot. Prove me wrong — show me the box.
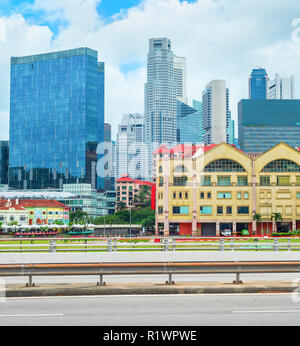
[0,141,9,185]
[9,48,105,190]
[249,68,268,99]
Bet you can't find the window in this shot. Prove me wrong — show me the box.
[260,176,270,186]
[159,166,163,173]
[174,165,187,173]
[179,192,182,199]
[218,176,231,186]
[244,192,249,199]
[238,176,248,186]
[174,176,188,186]
[297,193,300,199]
[200,206,212,215]
[277,176,290,186]
[200,192,205,199]
[185,192,188,199]
[173,192,176,199]
[226,206,232,215]
[217,193,231,199]
[207,192,211,199]
[158,206,163,214]
[201,176,211,186]
[173,206,189,215]
[237,206,249,214]
[159,177,164,187]
[205,159,246,172]
[237,192,242,199]
[217,206,223,215]
[261,159,300,172]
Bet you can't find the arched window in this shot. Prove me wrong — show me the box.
[261,159,300,172]
[204,159,246,172]
[174,165,188,173]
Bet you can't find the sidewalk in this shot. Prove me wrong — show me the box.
[5,281,296,297]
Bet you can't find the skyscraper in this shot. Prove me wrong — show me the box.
[268,73,295,99]
[249,68,268,99]
[238,99,300,152]
[0,141,8,186]
[103,123,115,192]
[9,48,105,190]
[116,113,145,180]
[202,80,229,145]
[173,56,187,103]
[176,100,202,144]
[145,38,177,179]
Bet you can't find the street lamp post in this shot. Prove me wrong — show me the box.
[129,201,132,239]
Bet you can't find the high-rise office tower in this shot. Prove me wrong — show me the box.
[202,80,229,145]
[176,100,203,144]
[116,113,145,180]
[0,141,8,185]
[174,56,187,104]
[238,99,300,152]
[268,74,295,99]
[226,111,236,145]
[9,48,105,190]
[249,68,268,99]
[145,38,177,179]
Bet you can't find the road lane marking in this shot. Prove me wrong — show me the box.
[233,310,300,314]
[0,314,63,317]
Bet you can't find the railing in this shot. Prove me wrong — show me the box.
[0,237,300,253]
[0,261,299,287]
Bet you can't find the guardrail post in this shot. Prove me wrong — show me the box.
[273,239,279,252]
[107,239,113,252]
[233,272,243,285]
[288,239,291,252]
[97,274,106,286]
[219,238,225,251]
[113,239,117,252]
[166,273,175,285]
[49,240,56,253]
[230,238,234,251]
[163,238,169,252]
[172,238,176,251]
[26,275,35,287]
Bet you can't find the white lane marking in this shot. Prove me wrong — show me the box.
[5,293,295,300]
[0,313,63,317]
[233,310,300,314]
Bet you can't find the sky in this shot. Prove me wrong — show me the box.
[1,0,300,140]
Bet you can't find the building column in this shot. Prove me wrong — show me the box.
[163,153,170,237]
[216,222,220,237]
[192,161,197,237]
[252,220,257,236]
[232,222,237,236]
[155,217,159,236]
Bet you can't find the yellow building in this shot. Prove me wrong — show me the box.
[154,143,300,236]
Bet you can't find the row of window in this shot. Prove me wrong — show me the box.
[157,206,250,215]
[158,175,300,187]
[158,159,300,174]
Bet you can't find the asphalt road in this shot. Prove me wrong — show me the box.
[0,294,300,326]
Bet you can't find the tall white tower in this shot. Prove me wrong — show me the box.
[202,80,229,145]
[268,74,295,99]
[174,56,187,104]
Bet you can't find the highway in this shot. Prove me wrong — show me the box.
[0,294,300,326]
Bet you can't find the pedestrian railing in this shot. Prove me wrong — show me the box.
[0,237,299,253]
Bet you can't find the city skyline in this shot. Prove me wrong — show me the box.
[1,0,300,140]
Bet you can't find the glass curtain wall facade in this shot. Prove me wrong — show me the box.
[0,141,9,185]
[249,68,268,99]
[238,99,300,152]
[9,48,104,190]
[176,100,202,144]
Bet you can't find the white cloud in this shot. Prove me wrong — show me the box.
[1,0,300,140]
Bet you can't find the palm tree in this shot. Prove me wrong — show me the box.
[253,211,262,235]
[134,185,152,207]
[271,212,283,233]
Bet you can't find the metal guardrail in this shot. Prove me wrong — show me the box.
[0,261,300,287]
[0,237,299,253]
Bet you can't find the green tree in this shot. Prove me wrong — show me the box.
[69,210,88,223]
[271,212,283,233]
[253,211,262,235]
[134,185,152,207]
